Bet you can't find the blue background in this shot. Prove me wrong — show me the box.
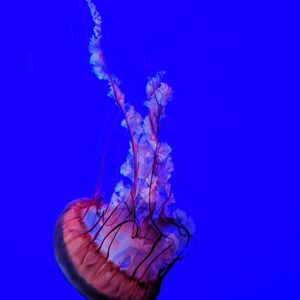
[1,0,299,299]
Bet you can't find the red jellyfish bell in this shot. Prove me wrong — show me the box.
[54,1,195,299]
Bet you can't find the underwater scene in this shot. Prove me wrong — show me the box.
[0,0,299,299]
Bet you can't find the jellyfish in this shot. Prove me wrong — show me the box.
[53,1,195,299]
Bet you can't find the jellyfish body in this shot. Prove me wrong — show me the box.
[54,1,194,299]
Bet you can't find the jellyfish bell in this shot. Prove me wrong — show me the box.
[54,1,194,299]
[54,199,161,300]
[54,196,185,300]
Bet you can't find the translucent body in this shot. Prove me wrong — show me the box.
[54,1,194,299]
[54,200,161,300]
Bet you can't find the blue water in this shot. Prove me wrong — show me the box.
[1,0,299,299]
